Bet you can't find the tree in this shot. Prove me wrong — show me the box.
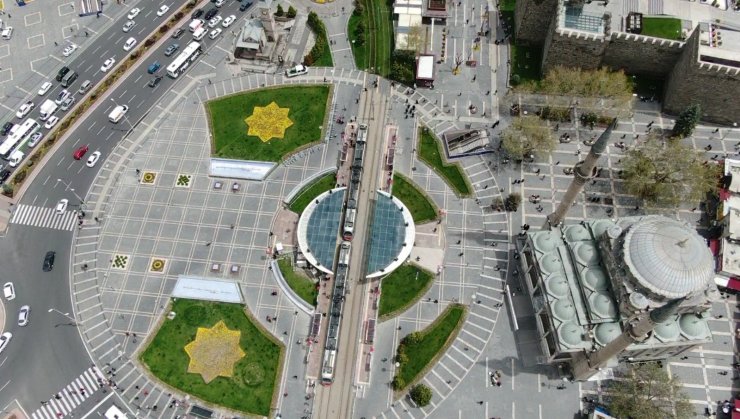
[620,135,720,208]
[275,4,284,16]
[409,383,433,407]
[403,332,422,345]
[353,3,364,16]
[504,193,521,212]
[607,362,693,419]
[388,50,416,86]
[501,116,556,161]
[672,103,701,138]
[287,6,297,18]
[391,375,405,390]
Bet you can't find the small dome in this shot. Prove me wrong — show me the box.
[545,275,569,298]
[679,313,710,340]
[552,299,577,321]
[588,291,618,319]
[582,267,608,291]
[591,219,618,238]
[594,322,623,346]
[653,319,680,342]
[533,231,561,253]
[539,254,562,276]
[558,321,584,348]
[628,292,649,310]
[573,242,600,266]
[564,224,592,242]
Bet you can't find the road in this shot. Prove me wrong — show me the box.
[0,0,253,413]
[314,79,389,418]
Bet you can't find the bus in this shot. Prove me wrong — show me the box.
[166,41,202,79]
[0,118,40,159]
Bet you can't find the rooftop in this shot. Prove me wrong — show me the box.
[366,191,415,278]
[296,188,346,274]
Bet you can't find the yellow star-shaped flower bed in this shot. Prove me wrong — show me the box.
[184,320,245,383]
[245,101,294,142]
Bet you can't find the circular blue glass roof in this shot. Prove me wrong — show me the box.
[302,188,346,272]
[366,192,412,276]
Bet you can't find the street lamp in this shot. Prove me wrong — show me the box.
[721,122,738,141]
[48,308,78,325]
[56,178,85,206]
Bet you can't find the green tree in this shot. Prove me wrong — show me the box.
[287,6,297,18]
[672,103,701,138]
[501,116,556,161]
[607,363,693,419]
[504,193,521,212]
[396,352,409,364]
[2,183,13,197]
[409,383,433,407]
[391,375,405,390]
[275,4,284,16]
[353,3,365,15]
[403,332,422,345]
[621,135,720,207]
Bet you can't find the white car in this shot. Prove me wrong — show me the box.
[127,7,141,20]
[208,16,222,28]
[28,132,43,147]
[62,43,78,57]
[86,151,101,167]
[222,15,236,28]
[54,89,71,105]
[16,101,35,119]
[38,81,53,96]
[100,57,116,73]
[215,0,225,6]
[0,333,11,354]
[122,20,136,33]
[208,28,222,39]
[18,305,30,327]
[44,116,60,129]
[55,198,68,214]
[123,37,137,51]
[157,5,170,16]
[3,282,15,300]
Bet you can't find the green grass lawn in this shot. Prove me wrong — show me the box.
[288,172,337,214]
[350,0,393,75]
[277,258,318,306]
[347,13,369,69]
[418,129,471,197]
[140,299,283,416]
[391,174,438,223]
[395,304,466,387]
[379,264,435,319]
[307,13,334,67]
[510,44,543,85]
[641,17,682,40]
[207,86,330,162]
[500,0,516,12]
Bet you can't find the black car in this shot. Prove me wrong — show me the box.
[204,7,218,20]
[148,76,163,88]
[172,28,185,39]
[191,8,205,19]
[0,170,9,184]
[56,66,70,82]
[239,1,253,11]
[1,122,13,136]
[43,251,55,272]
[164,43,180,57]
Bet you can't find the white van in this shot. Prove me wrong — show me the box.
[1,27,13,40]
[8,150,23,168]
[108,105,129,123]
[193,26,206,41]
[189,19,204,32]
[39,99,58,121]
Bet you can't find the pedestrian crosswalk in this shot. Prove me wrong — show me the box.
[31,367,104,419]
[10,204,77,231]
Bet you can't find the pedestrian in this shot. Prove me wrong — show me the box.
[477,401,484,405]
[205,242,212,247]
[54,41,58,46]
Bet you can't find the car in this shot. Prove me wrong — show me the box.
[17,306,30,327]
[127,7,141,20]
[157,5,170,16]
[147,61,161,74]
[56,66,70,82]
[3,282,15,300]
[38,81,53,96]
[16,101,35,119]
[73,145,89,160]
[0,169,10,184]
[164,43,179,56]
[62,43,78,57]
[148,76,163,88]
[172,27,185,39]
[239,1,253,11]
[60,96,75,111]
[207,15,222,28]
[215,0,225,7]
[222,15,236,27]
[86,150,101,167]
[54,89,70,105]
[1,27,13,40]
[2,122,14,136]
[204,7,218,20]
[122,20,136,33]
[55,198,68,214]
[0,333,11,354]
[27,132,43,147]
[192,8,205,19]
[123,37,137,51]
[43,251,55,272]
[208,28,222,39]
[44,116,59,129]
[100,57,116,73]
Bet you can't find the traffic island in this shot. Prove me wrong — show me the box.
[417,128,472,197]
[391,174,438,223]
[378,264,435,320]
[140,299,283,416]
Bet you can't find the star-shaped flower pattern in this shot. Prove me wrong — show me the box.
[245,101,294,142]
[184,320,245,383]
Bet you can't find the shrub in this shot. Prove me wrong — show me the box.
[353,3,364,15]
[287,6,297,18]
[396,352,409,364]
[2,184,13,197]
[505,193,522,212]
[276,4,284,16]
[510,74,521,85]
[391,375,405,390]
[409,384,433,407]
[403,332,422,345]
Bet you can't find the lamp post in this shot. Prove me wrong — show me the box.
[721,122,738,141]
[48,308,78,325]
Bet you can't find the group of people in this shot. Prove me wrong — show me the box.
[489,370,503,387]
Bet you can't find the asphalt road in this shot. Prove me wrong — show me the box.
[0,0,251,412]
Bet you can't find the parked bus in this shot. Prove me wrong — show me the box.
[166,41,202,79]
[0,118,40,159]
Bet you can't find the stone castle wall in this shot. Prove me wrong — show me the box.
[602,33,684,77]
[542,28,607,71]
[514,0,558,46]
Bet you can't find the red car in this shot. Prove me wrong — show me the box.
[73,145,89,160]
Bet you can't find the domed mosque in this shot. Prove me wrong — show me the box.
[517,215,720,381]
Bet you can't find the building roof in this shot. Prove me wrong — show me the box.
[366,191,415,278]
[416,55,435,79]
[236,19,266,50]
[296,188,346,274]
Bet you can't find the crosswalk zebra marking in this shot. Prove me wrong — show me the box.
[10,204,77,231]
[31,367,104,419]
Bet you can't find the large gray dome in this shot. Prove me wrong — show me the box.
[622,216,713,299]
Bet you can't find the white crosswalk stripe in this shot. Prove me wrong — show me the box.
[9,204,77,231]
[30,367,104,419]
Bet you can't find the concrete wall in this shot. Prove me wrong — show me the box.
[515,0,558,46]
[602,32,684,77]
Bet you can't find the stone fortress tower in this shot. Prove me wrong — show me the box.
[514,0,740,124]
